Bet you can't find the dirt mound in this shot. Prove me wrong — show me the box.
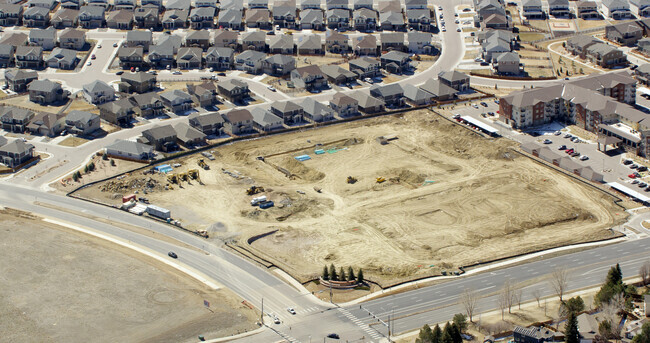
[343,138,364,146]
[281,157,325,181]
[390,169,427,185]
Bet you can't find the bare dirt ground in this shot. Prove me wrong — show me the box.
[78,110,625,285]
[0,208,258,343]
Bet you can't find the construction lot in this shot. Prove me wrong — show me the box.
[80,110,625,284]
[0,208,258,343]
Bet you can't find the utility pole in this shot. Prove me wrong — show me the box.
[261,298,264,325]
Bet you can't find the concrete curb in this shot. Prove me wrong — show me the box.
[43,218,222,290]
[273,269,334,307]
[201,326,267,343]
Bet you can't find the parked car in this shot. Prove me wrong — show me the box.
[554,131,561,136]
[632,179,639,184]
[480,102,488,107]
[97,44,102,48]
[558,145,566,150]
[116,71,124,75]
[631,164,639,169]
[629,174,637,179]
[639,166,648,172]
[571,152,580,157]
[172,71,182,75]
[639,182,647,188]
[564,134,572,138]
[472,104,479,109]
[457,28,461,32]
[267,86,276,92]
[566,149,574,154]
[327,333,340,339]
[113,42,118,47]
[86,61,92,66]
[91,54,96,59]
[623,159,633,165]
[218,72,226,76]
[543,139,552,144]
[287,308,296,315]
[579,155,589,161]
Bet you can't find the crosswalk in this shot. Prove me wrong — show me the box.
[338,308,383,340]
[299,306,321,314]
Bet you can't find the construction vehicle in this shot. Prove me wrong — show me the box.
[376,177,386,183]
[179,172,189,182]
[246,186,265,195]
[313,186,322,193]
[347,176,357,184]
[196,230,209,238]
[167,173,179,184]
[198,159,210,170]
[188,169,200,181]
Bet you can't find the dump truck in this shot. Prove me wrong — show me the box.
[246,186,265,195]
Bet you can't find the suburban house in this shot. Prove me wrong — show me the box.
[213,29,239,49]
[173,122,206,146]
[27,112,65,137]
[606,22,643,46]
[600,0,633,19]
[262,54,296,76]
[105,140,155,161]
[354,0,373,10]
[216,9,242,30]
[142,125,178,151]
[45,48,78,70]
[60,0,80,9]
[82,80,114,105]
[0,107,34,133]
[126,30,153,52]
[419,78,457,101]
[402,83,435,105]
[273,5,297,28]
[406,8,432,31]
[327,8,351,30]
[246,8,271,29]
[217,79,250,103]
[29,27,57,51]
[0,44,13,68]
[141,0,163,9]
[300,8,325,30]
[160,90,194,113]
[379,11,405,31]
[301,0,321,9]
[370,83,405,107]
[86,0,109,8]
[15,46,43,69]
[353,8,377,31]
[156,34,183,53]
[118,46,145,69]
[405,0,427,10]
[241,31,267,51]
[381,32,406,52]
[176,47,203,69]
[438,71,470,91]
[167,0,191,10]
[585,43,626,67]
[639,37,650,54]
[23,6,50,28]
[630,0,650,17]
[185,30,210,50]
[378,0,401,13]
[221,0,244,11]
[134,7,159,28]
[349,56,381,78]
[301,97,335,122]
[269,34,295,54]
[326,30,349,53]
[0,4,23,26]
[250,107,284,132]
[148,44,175,69]
[327,0,349,10]
[77,6,105,29]
[222,109,254,135]
[270,100,304,125]
[205,47,234,71]
[321,64,357,84]
[548,0,571,17]
[513,327,555,343]
[28,0,57,9]
[118,72,157,94]
[186,81,218,107]
[51,8,80,28]
[566,35,600,58]
[58,28,86,50]
[4,69,37,92]
[297,34,323,54]
[495,51,521,74]
[354,34,378,55]
[129,92,165,117]
[162,9,189,29]
[28,80,68,105]
[577,1,600,19]
[114,0,136,10]
[0,140,35,168]
[290,65,328,91]
[408,32,434,54]
[380,50,410,74]
[234,50,266,73]
[249,0,269,8]
[329,92,359,116]
[522,0,545,19]
[349,91,385,113]
[64,110,100,136]
[189,112,224,135]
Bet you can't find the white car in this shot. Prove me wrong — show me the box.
[580,155,589,161]
[287,307,296,315]
[86,61,92,66]
[97,44,102,48]
[267,86,276,92]
[364,77,373,83]
[172,71,182,75]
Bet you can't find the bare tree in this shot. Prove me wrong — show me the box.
[501,279,515,314]
[549,267,569,302]
[599,296,624,341]
[497,291,507,320]
[533,289,542,307]
[460,288,478,323]
[640,261,650,286]
[516,289,523,310]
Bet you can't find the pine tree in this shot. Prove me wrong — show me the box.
[451,323,463,343]
[347,267,355,281]
[595,263,626,306]
[432,324,442,343]
[329,263,337,281]
[102,153,108,160]
[84,165,89,173]
[339,267,345,282]
[632,322,650,343]
[89,162,95,171]
[72,172,79,182]
[322,265,329,280]
[356,268,364,284]
[565,312,580,343]
[442,323,454,343]
[416,324,434,343]
[453,313,468,333]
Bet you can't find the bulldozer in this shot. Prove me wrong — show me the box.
[376,177,386,183]
[347,176,357,184]
[246,185,265,195]
[198,159,210,170]
[167,173,179,184]
[188,169,200,181]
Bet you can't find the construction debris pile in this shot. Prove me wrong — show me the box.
[100,177,164,193]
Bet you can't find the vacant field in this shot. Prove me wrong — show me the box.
[518,32,545,42]
[0,95,67,112]
[0,208,258,343]
[80,110,625,284]
[58,136,89,147]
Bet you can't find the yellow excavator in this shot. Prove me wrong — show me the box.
[198,159,210,170]
[347,176,357,184]
[188,169,200,181]
[167,173,179,184]
[246,186,265,195]
[376,177,386,183]
[179,172,189,182]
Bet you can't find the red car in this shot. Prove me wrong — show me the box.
[629,174,637,178]
[566,149,574,154]
[130,67,135,72]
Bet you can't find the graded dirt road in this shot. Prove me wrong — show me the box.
[0,208,258,343]
[81,110,625,284]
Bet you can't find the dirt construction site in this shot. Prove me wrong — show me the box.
[79,109,626,284]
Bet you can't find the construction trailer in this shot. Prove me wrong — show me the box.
[146,205,171,220]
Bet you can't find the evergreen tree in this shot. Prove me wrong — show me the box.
[72,172,79,182]
[432,324,442,343]
[453,313,468,333]
[347,266,355,281]
[322,266,329,280]
[357,268,364,284]
[442,323,454,343]
[598,319,612,339]
[329,263,337,281]
[560,296,585,317]
[451,323,463,343]
[84,165,89,173]
[595,263,627,306]
[632,322,650,343]
[339,267,345,282]
[89,162,95,171]
[565,311,580,343]
[102,153,108,160]
[416,324,434,343]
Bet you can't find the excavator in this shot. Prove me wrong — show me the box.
[347,176,357,184]
[246,186,265,195]
[188,169,200,181]
[376,177,386,183]
[179,172,189,182]
[167,173,179,184]
[198,159,210,170]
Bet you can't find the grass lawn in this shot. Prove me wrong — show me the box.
[527,20,550,32]
[463,50,479,59]
[58,136,89,147]
[518,32,545,42]
[576,19,609,30]
[66,99,97,112]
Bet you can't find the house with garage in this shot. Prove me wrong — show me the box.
[249,0,269,8]
[77,6,105,29]
[142,125,178,152]
[406,8,432,31]
[15,46,43,69]
[405,0,427,10]
[246,8,271,29]
[290,65,328,91]
[118,46,144,69]
[222,109,254,135]
[86,0,109,9]
[60,0,80,9]
[381,32,406,52]
[380,50,410,74]
[29,27,57,51]
[128,92,165,117]
[300,8,325,30]
[173,122,206,146]
[495,51,521,74]
[271,100,304,125]
[370,83,404,107]
[585,43,626,67]
[213,29,239,49]
[0,4,23,26]
[0,44,15,68]
[297,34,323,54]
[148,43,175,69]
[162,9,188,29]
[196,0,218,7]
[379,11,405,31]
[420,79,457,100]
[353,7,377,31]
[234,50,266,73]
[349,56,380,78]
[522,0,545,19]
[402,84,435,105]
[330,92,359,116]
[218,79,250,103]
[126,30,153,52]
[408,32,434,54]
[327,8,351,30]
[23,6,50,28]
[606,22,643,46]
[134,6,159,29]
[0,107,34,133]
[166,0,191,10]
[354,34,378,55]
[221,0,244,11]
[176,47,203,69]
[28,80,68,105]
[601,0,633,19]
[548,0,571,17]
[217,9,242,30]
[262,54,296,76]
[326,30,349,53]
[114,0,136,10]
[269,34,295,54]
[189,112,224,136]
[105,140,155,161]
[205,47,234,71]
[250,107,284,132]
[186,81,218,107]
[639,37,650,54]
[28,0,56,10]
[577,1,599,18]
[273,5,297,28]
[327,0,349,10]
[64,110,100,136]
[52,8,80,28]
[438,70,470,91]
[0,139,35,168]
[354,0,373,9]
[631,0,650,17]
[349,91,385,113]
[320,64,357,84]
[27,112,66,137]
[82,80,114,105]
[241,31,267,51]
[301,0,321,9]
[119,72,157,93]
[185,30,210,50]
[301,97,335,122]
[4,69,37,92]
[566,35,600,58]
[45,48,78,69]
[58,28,86,50]
[99,98,135,125]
